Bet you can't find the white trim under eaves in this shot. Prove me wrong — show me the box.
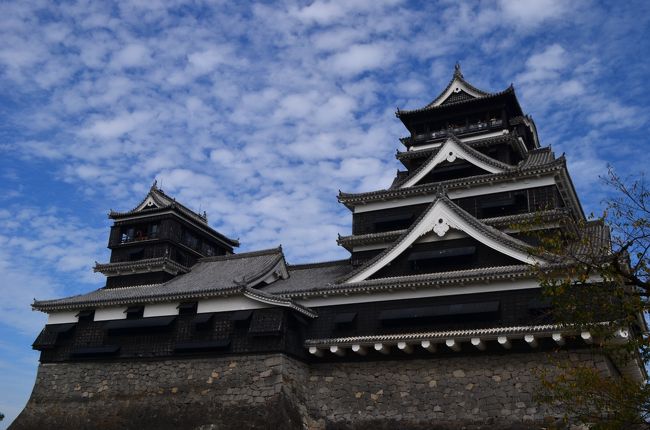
[47,311,78,324]
[400,138,506,188]
[354,176,557,213]
[197,296,270,313]
[94,307,128,321]
[143,302,179,318]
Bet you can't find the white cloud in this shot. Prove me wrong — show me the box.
[498,0,570,28]
[326,43,394,76]
[111,43,151,69]
[517,44,568,84]
[80,111,152,139]
[187,47,232,75]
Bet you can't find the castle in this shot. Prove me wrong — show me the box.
[11,65,644,429]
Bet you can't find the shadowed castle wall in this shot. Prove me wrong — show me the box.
[10,350,613,430]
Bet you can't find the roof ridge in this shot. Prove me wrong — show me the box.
[287,259,350,270]
[151,187,206,222]
[198,246,283,262]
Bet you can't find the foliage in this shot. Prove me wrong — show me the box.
[538,362,650,429]
[522,167,649,426]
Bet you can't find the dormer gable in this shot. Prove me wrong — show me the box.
[428,63,492,107]
[339,194,551,284]
[396,136,514,188]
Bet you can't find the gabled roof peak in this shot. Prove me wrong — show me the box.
[108,182,239,248]
[453,61,463,78]
[338,194,550,284]
[396,66,518,117]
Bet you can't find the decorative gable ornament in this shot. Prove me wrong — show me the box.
[432,217,450,237]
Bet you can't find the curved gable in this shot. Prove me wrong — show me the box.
[399,137,513,188]
[341,195,547,284]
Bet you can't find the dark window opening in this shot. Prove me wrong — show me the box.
[374,214,413,233]
[479,193,528,218]
[408,246,476,272]
[420,162,488,183]
[125,305,144,319]
[76,309,95,322]
[230,310,253,328]
[204,243,216,256]
[127,248,145,261]
[32,323,76,350]
[182,230,200,250]
[106,316,176,334]
[333,312,357,330]
[71,345,120,358]
[178,302,198,315]
[380,301,500,327]
[173,249,190,267]
[174,339,230,352]
[248,310,283,336]
[528,297,552,317]
[193,313,214,330]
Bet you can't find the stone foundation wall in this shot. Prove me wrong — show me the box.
[11,350,613,430]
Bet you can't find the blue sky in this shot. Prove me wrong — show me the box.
[0,0,649,426]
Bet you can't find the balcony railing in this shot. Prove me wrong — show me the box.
[120,232,159,244]
[412,119,504,143]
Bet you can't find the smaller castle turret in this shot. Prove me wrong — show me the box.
[96,181,239,288]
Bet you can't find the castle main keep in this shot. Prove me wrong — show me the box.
[12,66,644,429]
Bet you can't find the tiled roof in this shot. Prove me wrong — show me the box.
[279,264,536,298]
[396,64,493,117]
[33,248,285,311]
[338,155,566,207]
[518,147,556,168]
[94,257,189,276]
[397,86,518,117]
[261,260,352,294]
[570,220,612,258]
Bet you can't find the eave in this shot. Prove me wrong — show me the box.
[277,264,538,298]
[397,133,526,161]
[338,158,566,208]
[93,257,190,276]
[337,209,574,251]
[397,86,523,121]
